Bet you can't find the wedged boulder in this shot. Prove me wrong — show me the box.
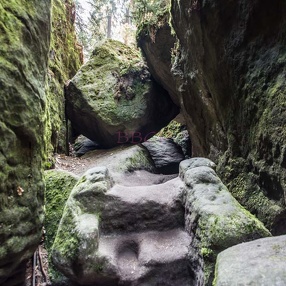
[51,167,191,285]
[214,235,286,286]
[180,158,271,285]
[142,137,185,174]
[65,39,179,148]
[73,135,101,157]
[137,13,179,106]
[0,1,51,285]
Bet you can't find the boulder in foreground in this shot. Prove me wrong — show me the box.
[214,235,286,286]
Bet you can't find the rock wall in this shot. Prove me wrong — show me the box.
[46,0,82,156]
[0,1,51,285]
[137,0,286,234]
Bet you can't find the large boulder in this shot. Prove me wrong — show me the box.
[44,169,78,285]
[65,39,179,148]
[0,0,51,285]
[46,0,82,155]
[180,158,271,285]
[51,157,270,285]
[214,235,286,286]
[51,167,192,285]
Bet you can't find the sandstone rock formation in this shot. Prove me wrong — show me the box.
[137,0,286,234]
[45,170,79,250]
[180,158,271,285]
[0,1,51,285]
[142,137,185,174]
[214,235,286,285]
[46,0,82,155]
[51,158,270,285]
[65,39,179,148]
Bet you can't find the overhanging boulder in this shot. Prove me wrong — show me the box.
[65,39,179,148]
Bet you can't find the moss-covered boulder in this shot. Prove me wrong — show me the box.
[44,170,78,251]
[180,158,271,285]
[170,0,286,234]
[44,169,78,285]
[0,0,51,284]
[51,167,118,285]
[65,39,179,148]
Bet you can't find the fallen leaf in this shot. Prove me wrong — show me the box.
[17,186,24,196]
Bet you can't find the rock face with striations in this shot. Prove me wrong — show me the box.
[143,137,185,174]
[0,0,51,285]
[137,0,286,234]
[65,39,179,148]
[46,0,82,155]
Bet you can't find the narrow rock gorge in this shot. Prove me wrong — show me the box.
[0,0,286,285]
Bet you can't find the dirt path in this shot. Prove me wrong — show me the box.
[54,146,178,186]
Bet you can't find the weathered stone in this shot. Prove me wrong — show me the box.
[170,0,286,234]
[137,0,286,234]
[65,39,179,148]
[143,137,185,174]
[179,157,216,180]
[46,0,82,155]
[73,135,101,157]
[214,235,286,286]
[51,166,191,285]
[180,159,271,285]
[51,156,272,285]
[0,0,51,285]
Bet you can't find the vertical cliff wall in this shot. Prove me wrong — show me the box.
[0,0,51,285]
[137,0,286,233]
[46,0,82,156]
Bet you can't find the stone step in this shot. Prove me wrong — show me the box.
[99,177,185,234]
[98,228,193,285]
